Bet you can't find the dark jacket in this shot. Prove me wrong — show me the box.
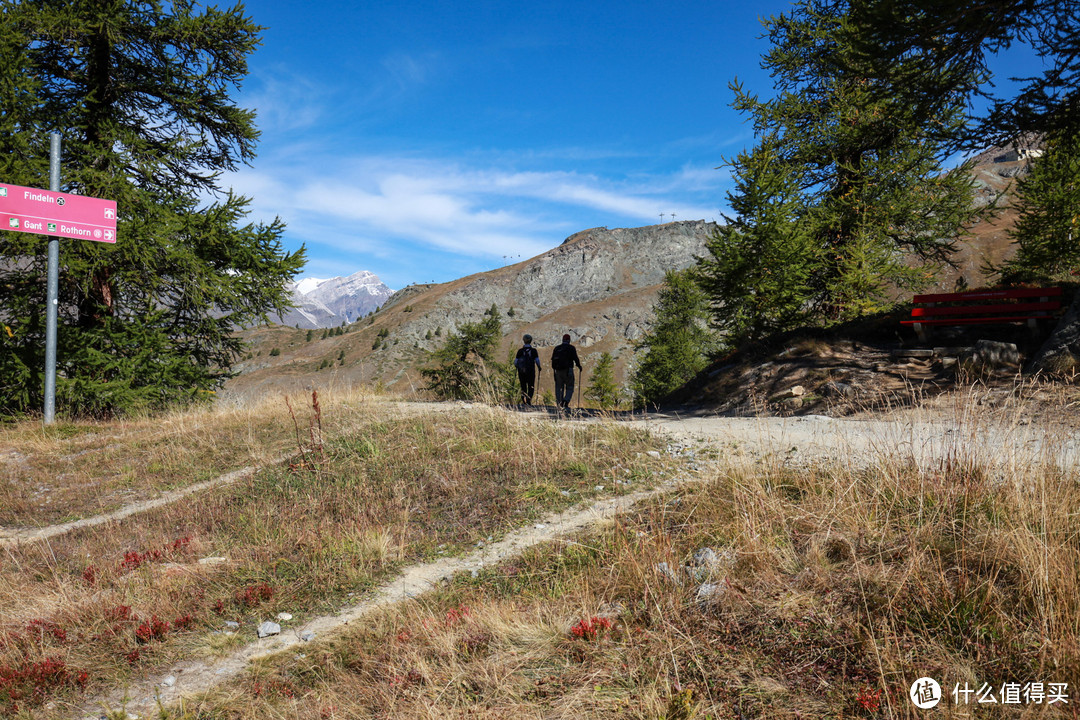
[515,345,540,374]
[550,342,581,371]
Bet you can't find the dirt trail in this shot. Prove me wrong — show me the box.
[36,400,1080,718]
[0,465,266,549]
[79,487,675,719]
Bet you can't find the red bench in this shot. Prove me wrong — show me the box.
[901,286,1062,342]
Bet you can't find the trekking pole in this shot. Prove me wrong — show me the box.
[576,367,582,413]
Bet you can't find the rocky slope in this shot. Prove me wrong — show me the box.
[228,221,716,399]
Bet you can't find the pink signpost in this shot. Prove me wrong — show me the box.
[0,182,117,243]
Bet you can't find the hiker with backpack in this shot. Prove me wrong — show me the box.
[514,334,542,405]
[550,334,582,409]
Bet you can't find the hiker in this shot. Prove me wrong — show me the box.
[550,334,582,409]
[514,334,541,405]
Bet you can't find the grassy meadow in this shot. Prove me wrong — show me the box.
[1,387,1078,719]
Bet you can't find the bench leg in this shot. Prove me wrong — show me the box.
[914,322,928,343]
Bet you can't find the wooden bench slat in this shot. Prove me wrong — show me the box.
[901,315,1054,327]
[903,286,1062,340]
[908,300,1060,318]
[913,287,1062,303]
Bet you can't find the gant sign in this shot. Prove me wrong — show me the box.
[0,182,117,243]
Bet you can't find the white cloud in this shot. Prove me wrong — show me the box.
[244,68,326,133]
[230,151,721,266]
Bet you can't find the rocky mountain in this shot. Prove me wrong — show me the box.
[272,270,393,329]
[229,220,717,398]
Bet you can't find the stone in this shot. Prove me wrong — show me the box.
[198,556,228,565]
[1033,291,1080,372]
[961,339,1021,370]
[224,621,240,630]
[821,380,856,399]
[276,612,293,622]
[300,631,316,642]
[773,385,806,400]
[646,450,662,459]
[695,582,725,603]
[161,675,176,688]
[689,546,736,581]
[257,621,281,638]
[654,562,681,585]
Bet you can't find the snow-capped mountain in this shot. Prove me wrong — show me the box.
[274,270,394,329]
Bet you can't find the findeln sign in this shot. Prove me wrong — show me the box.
[0,182,117,243]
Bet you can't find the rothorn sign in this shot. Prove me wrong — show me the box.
[0,182,117,243]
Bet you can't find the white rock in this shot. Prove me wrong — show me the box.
[161,675,176,688]
[696,582,725,603]
[198,556,228,565]
[300,630,316,642]
[257,621,281,638]
[224,621,240,630]
[647,450,662,459]
[276,612,293,622]
[654,562,681,585]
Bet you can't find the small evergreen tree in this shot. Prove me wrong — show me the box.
[492,349,522,405]
[696,141,818,345]
[632,270,716,408]
[421,314,502,400]
[585,352,620,410]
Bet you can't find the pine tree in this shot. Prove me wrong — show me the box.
[1001,123,1080,281]
[696,139,819,345]
[421,314,502,401]
[585,352,620,410]
[845,0,1080,147]
[0,0,304,417]
[632,269,717,408]
[697,0,978,341]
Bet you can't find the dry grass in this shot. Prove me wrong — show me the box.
[155,405,1080,719]
[0,387,381,526]
[0,390,670,717]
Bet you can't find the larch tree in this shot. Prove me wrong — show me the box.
[631,269,717,408]
[0,0,305,416]
[697,0,980,345]
[1002,121,1080,281]
[844,0,1080,149]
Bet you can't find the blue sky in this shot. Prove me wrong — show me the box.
[229,1,1049,291]
[230,1,796,289]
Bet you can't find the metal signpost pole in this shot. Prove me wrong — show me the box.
[43,132,61,424]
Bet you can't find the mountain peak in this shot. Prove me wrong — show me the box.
[278,270,394,328]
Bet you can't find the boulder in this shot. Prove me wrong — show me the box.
[960,339,1021,370]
